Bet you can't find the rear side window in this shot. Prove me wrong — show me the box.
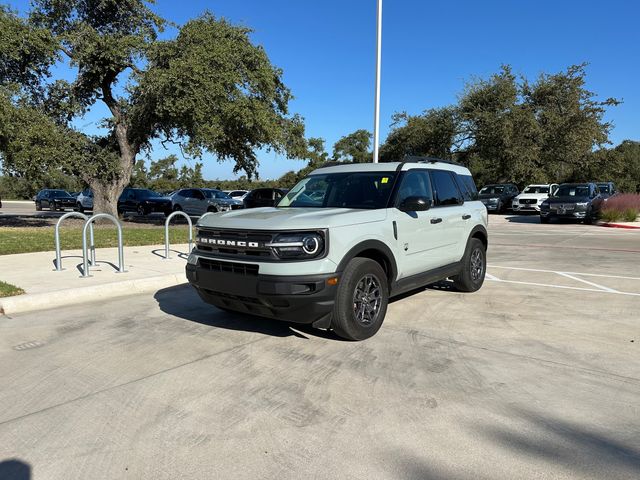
[431,170,463,206]
[457,174,479,201]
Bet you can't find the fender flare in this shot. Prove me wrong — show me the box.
[468,224,488,249]
[336,239,398,284]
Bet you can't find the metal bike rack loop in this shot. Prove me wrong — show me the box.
[55,211,96,271]
[164,211,193,259]
[81,214,126,277]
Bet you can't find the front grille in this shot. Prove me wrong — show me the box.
[519,199,538,204]
[196,228,276,259]
[198,258,259,276]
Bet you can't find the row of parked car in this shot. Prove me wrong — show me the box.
[33,187,290,216]
[477,181,617,223]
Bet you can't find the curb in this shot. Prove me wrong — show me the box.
[0,274,187,316]
[598,222,640,230]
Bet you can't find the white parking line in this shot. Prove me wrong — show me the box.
[486,265,640,297]
[555,272,619,293]
[489,265,640,281]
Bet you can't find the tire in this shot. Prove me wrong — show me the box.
[77,203,84,213]
[331,258,389,341]
[36,202,42,211]
[137,205,146,216]
[540,216,549,224]
[51,201,57,211]
[452,238,486,293]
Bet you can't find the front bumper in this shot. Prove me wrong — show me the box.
[540,209,588,219]
[186,260,338,326]
[512,203,541,212]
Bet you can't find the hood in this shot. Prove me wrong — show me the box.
[546,196,589,204]
[478,193,503,200]
[197,207,387,230]
[515,192,549,201]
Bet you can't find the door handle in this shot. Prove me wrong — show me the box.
[462,214,471,220]
[430,218,443,224]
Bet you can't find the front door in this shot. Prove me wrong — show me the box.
[391,169,449,278]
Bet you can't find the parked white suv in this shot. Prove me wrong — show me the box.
[76,189,93,213]
[511,184,558,212]
[186,158,488,340]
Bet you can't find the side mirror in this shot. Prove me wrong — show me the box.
[399,196,432,212]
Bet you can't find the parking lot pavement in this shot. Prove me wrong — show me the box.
[1,218,639,479]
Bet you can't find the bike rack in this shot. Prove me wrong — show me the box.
[164,211,193,259]
[81,214,126,277]
[55,212,96,271]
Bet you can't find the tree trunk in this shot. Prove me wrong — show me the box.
[89,149,135,217]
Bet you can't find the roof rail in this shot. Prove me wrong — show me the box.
[404,155,463,167]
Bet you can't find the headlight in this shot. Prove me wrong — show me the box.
[266,231,326,259]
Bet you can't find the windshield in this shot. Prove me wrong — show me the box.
[555,185,590,197]
[278,172,396,209]
[479,186,504,195]
[523,186,549,194]
[137,189,162,199]
[204,190,231,199]
[50,190,72,198]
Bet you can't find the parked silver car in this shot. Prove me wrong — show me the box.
[76,189,93,212]
[171,188,243,216]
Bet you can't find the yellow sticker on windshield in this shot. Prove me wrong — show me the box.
[381,177,389,184]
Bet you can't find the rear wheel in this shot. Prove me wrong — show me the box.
[331,258,388,341]
[453,238,486,292]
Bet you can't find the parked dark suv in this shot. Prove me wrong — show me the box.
[539,183,603,224]
[478,184,519,212]
[243,188,288,209]
[117,188,172,216]
[35,189,77,211]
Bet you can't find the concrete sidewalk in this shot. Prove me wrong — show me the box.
[0,243,190,315]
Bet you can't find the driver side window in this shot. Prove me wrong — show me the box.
[396,170,433,206]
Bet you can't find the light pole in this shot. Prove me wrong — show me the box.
[372,0,382,163]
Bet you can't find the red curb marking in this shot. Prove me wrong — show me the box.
[600,223,640,230]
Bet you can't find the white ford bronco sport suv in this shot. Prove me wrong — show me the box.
[186,157,488,340]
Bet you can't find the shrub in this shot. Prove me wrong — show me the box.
[601,194,640,223]
[623,208,639,222]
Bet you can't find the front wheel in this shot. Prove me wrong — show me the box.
[77,202,84,213]
[584,208,594,225]
[331,258,388,341]
[453,238,486,292]
[36,202,42,211]
[50,201,57,211]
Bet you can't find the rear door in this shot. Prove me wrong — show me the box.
[429,170,467,263]
[192,189,207,215]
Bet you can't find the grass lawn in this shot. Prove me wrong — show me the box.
[0,280,25,297]
[0,226,193,255]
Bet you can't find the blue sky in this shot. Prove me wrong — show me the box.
[9,0,640,180]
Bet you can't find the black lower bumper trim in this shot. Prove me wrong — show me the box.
[186,263,338,325]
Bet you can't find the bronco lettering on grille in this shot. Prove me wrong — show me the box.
[198,237,260,248]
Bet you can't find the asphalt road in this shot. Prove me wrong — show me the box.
[1,218,639,479]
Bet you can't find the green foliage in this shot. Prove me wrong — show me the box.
[1,2,307,214]
[332,129,371,163]
[0,280,24,297]
[381,64,622,189]
[380,107,457,162]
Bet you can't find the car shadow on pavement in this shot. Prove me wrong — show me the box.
[154,284,343,341]
[0,215,54,227]
[0,459,31,480]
